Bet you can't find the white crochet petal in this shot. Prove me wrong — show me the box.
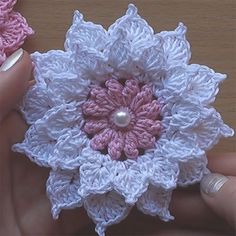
[167,101,201,132]
[183,64,227,105]
[78,158,121,197]
[73,48,112,81]
[51,131,88,170]
[46,169,82,219]
[158,64,227,105]
[21,84,53,124]
[22,76,89,125]
[137,185,173,221]
[112,159,150,204]
[79,146,111,164]
[107,30,131,72]
[13,105,88,169]
[39,104,83,138]
[135,36,165,79]
[12,125,52,167]
[31,50,75,85]
[158,23,190,67]
[159,133,205,162]
[108,4,155,56]
[47,75,90,104]
[84,191,131,236]
[188,107,234,150]
[178,155,209,186]
[22,50,88,124]
[149,156,179,190]
[65,10,108,52]
[155,66,188,102]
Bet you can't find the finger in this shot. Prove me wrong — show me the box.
[201,173,236,229]
[170,189,229,232]
[0,49,33,122]
[207,153,236,176]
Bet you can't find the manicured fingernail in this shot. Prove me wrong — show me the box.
[0,48,24,72]
[200,173,228,196]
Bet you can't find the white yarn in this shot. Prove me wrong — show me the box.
[12,4,234,236]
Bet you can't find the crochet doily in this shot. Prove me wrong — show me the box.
[13,4,234,236]
[0,0,33,65]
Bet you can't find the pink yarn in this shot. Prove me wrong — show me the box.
[0,0,33,65]
[82,78,162,160]
[0,0,16,14]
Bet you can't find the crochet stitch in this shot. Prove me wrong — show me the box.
[13,4,234,236]
[0,0,33,65]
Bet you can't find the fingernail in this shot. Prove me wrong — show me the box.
[0,48,24,72]
[200,173,228,196]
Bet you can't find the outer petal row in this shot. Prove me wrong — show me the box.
[13,104,88,170]
[46,167,175,236]
[23,50,89,124]
[78,151,178,205]
[157,64,227,105]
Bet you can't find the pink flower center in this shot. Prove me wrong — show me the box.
[82,78,162,161]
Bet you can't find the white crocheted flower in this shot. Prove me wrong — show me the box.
[13,4,234,236]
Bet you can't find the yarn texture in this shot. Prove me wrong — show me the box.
[0,0,33,65]
[13,4,234,236]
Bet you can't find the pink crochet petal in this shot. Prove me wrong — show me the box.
[122,79,140,105]
[130,84,153,111]
[1,11,33,55]
[135,119,161,136]
[90,85,118,109]
[123,131,139,159]
[82,100,111,117]
[136,100,161,120]
[108,132,125,160]
[83,118,109,134]
[105,79,124,104]
[90,128,114,150]
[133,129,156,149]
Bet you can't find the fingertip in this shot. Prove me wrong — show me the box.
[207,153,236,176]
[0,49,33,121]
[4,49,33,77]
[200,173,236,229]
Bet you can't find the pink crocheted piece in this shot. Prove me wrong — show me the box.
[82,78,162,160]
[0,0,33,65]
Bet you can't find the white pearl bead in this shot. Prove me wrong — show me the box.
[113,108,131,128]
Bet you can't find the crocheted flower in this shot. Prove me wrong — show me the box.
[0,0,33,65]
[13,4,234,236]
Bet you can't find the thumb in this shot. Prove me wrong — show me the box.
[0,48,33,122]
[200,173,236,229]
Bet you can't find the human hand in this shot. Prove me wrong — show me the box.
[0,49,90,236]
